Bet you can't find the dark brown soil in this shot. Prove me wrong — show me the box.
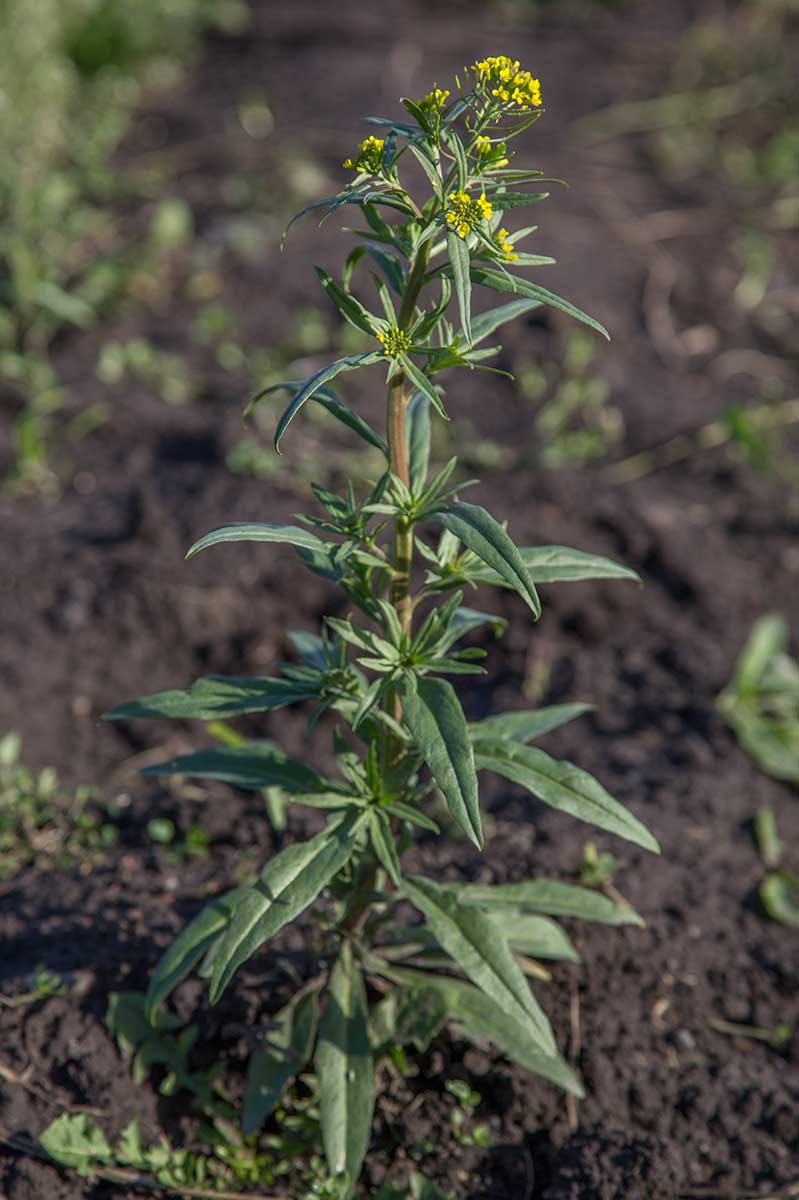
[1,1,798,1197]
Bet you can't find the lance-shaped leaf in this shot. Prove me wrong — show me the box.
[145,886,249,1019]
[490,913,579,962]
[483,191,550,210]
[244,381,387,454]
[470,265,609,340]
[469,702,592,744]
[446,979,581,1095]
[186,523,326,560]
[209,813,365,1003]
[456,879,644,926]
[379,965,581,1096]
[399,354,448,420]
[315,268,378,335]
[466,545,640,587]
[473,738,659,852]
[316,943,374,1183]
[446,231,471,346]
[406,391,431,494]
[403,876,555,1053]
[143,743,334,795]
[521,546,640,585]
[270,353,384,452]
[104,676,318,722]
[398,676,482,849]
[243,991,318,1134]
[434,501,540,618]
[468,298,541,345]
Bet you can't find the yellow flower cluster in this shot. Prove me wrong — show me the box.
[471,56,542,110]
[495,228,518,261]
[445,190,493,239]
[376,327,412,358]
[420,85,450,111]
[342,135,385,175]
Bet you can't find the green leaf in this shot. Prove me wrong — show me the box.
[370,809,403,885]
[406,141,444,198]
[380,965,581,1096]
[491,912,579,962]
[435,501,540,618]
[468,546,640,588]
[760,871,799,927]
[272,353,383,452]
[399,355,448,420]
[470,266,609,340]
[446,231,471,346]
[469,702,592,744]
[243,381,387,455]
[732,713,799,784]
[406,391,431,494]
[209,814,364,1003]
[473,738,659,852]
[316,268,378,335]
[484,190,549,211]
[316,942,374,1183]
[146,885,249,1018]
[520,546,640,585]
[370,986,449,1054]
[468,299,541,345]
[398,675,482,849]
[403,876,556,1053]
[116,1119,145,1168]
[344,244,405,295]
[456,879,644,926]
[243,991,318,1134]
[444,978,581,1095]
[40,1115,113,1175]
[186,523,326,560]
[143,743,333,794]
[732,613,788,694]
[104,676,317,721]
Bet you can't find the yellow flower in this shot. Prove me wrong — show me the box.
[420,85,450,111]
[376,327,412,358]
[495,227,518,261]
[444,190,493,239]
[342,134,385,175]
[471,55,542,111]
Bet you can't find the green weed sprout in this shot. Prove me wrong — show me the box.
[105,58,659,1195]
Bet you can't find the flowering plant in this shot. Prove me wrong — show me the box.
[107,58,658,1195]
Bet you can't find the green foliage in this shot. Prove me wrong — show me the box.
[752,808,799,929]
[105,63,658,1196]
[39,1108,341,1196]
[0,0,245,491]
[0,731,118,879]
[718,614,799,785]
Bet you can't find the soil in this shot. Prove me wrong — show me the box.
[1,1,798,1198]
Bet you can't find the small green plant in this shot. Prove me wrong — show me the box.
[578,840,620,888]
[105,60,658,1195]
[717,614,799,785]
[753,807,799,928]
[0,731,118,879]
[0,963,66,1009]
[444,1079,491,1147]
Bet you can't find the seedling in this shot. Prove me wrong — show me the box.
[578,841,620,889]
[106,61,658,1195]
[444,1079,491,1147]
[718,614,799,785]
[0,731,118,879]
